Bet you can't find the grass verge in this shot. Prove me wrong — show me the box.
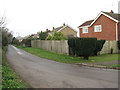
[17,46,118,64]
[2,46,29,88]
[110,64,120,69]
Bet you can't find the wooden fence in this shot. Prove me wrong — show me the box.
[31,40,69,55]
[31,40,118,55]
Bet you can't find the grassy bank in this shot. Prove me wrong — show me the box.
[2,46,29,88]
[110,64,120,69]
[18,46,118,64]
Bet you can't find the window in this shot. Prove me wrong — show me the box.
[94,25,102,32]
[82,28,88,33]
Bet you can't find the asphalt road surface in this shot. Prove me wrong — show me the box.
[6,45,118,88]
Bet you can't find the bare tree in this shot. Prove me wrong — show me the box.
[0,11,7,28]
[0,13,13,47]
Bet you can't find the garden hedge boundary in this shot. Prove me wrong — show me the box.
[68,37,105,60]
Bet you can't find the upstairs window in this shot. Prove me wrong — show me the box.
[94,25,102,32]
[82,28,88,33]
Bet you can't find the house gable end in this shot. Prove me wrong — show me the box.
[60,26,77,37]
[90,12,118,27]
[57,25,77,32]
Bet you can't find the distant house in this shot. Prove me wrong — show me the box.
[48,24,77,37]
[16,36,23,42]
[78,11,120,41]
[31,32,39,39]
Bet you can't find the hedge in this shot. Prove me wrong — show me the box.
[118,40,120,50]
[93,40,105,55]
[68,38,105,60]
[39,31,48,40]
[68,38,97,60]
[68,37,78,56]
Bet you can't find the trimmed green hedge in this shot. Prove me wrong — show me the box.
[94,40,105,55]
[118,40,120,50]
[68,37,78,56]
[68,38,105,60]
[68,38,97,60]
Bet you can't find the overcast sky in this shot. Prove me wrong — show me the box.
[0,0,119,37]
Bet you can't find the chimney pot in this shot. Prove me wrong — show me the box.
[46,29,48,31]
[110,10,114,13]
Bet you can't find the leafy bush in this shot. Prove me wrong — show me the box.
[93,40,105,55]
[1,27,13,47]
[111,48,113,54]
[12,37,19,45]
[2,34,8,46]
[39,31,48,40]
[46,34,52,40]
[21,36,34,47]
[22,38,31,47]
[46,31,67,40]
[0,16,13,47]
[68,37,97,60]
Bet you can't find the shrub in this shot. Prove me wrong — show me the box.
[46,31,67,40]
[93,40,105,55]
[68,37,78,56]
[68,37,97,60]
[21,37,32,47]
[118,40,120,50]
[23,38,31,47]
[2,34,8,46]
[46,35,52,40]
[111,48,113,54]
[12,37,19,45]
[77,38,97,59]
[1,27,13,47]
[39,31,48,40]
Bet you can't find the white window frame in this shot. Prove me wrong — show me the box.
[94,25,102,32]
[82,28,88,33]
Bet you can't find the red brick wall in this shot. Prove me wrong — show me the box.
[79,14,117,40]
[118,23,120,40]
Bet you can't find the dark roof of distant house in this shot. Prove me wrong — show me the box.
[49,26,64,34]
[52,26,64,32]
[78,20,94,27]
[78,11,120,28]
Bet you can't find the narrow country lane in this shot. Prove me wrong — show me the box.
[6,45,118,88]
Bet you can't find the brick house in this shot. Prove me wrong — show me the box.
[48,23,77,37]
[78,11,120,41]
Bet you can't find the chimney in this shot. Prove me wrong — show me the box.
[46,29,48,32]
[37,32,39,34]
[53,27,54,29]
[63,23,65,26]
[110,10,114,13]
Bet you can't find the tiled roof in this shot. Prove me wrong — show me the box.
[78,20,94,27]
[49,26,64,34]
[103,12,120,21]
[52,26,64,32]
[78,11,120,28]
